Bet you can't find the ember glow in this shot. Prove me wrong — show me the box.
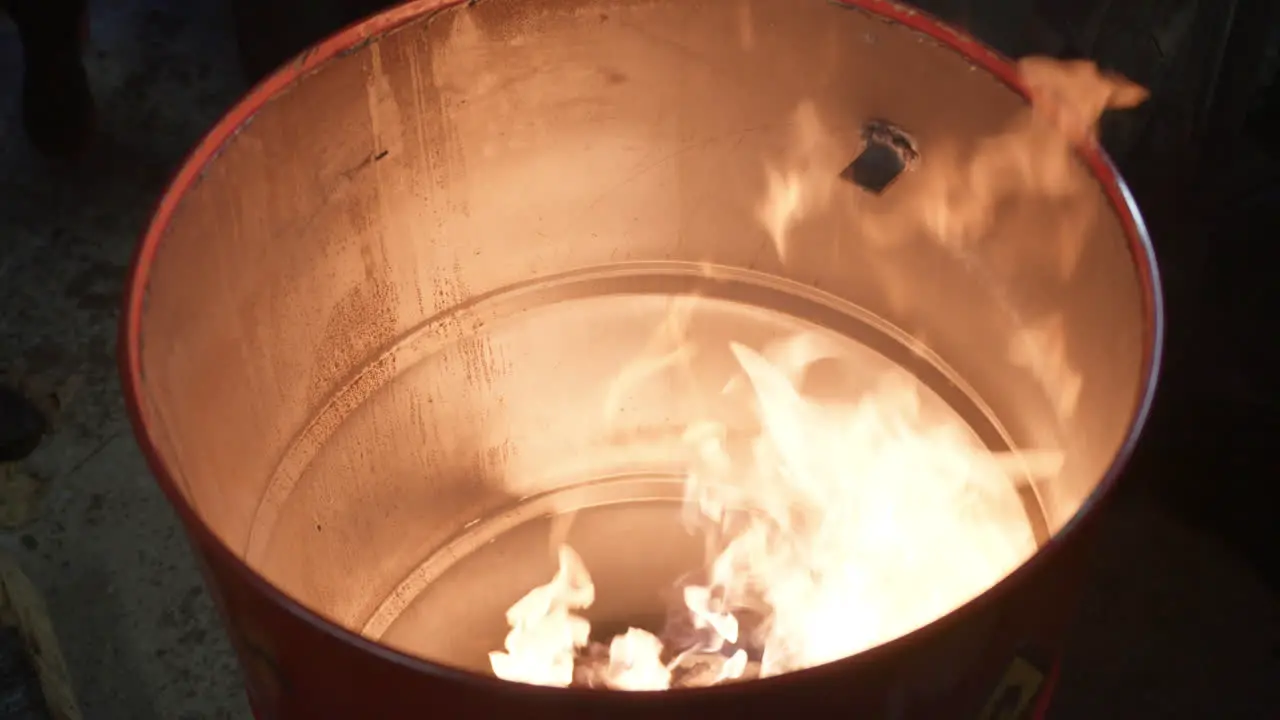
[488,57,1143,689]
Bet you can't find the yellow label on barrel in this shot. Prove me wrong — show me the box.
[977,655,1046,720]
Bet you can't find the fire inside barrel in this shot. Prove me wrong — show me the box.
[486,56,1141,692]
[122,1,1163,717]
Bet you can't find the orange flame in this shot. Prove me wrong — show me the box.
[490,57,1144,689]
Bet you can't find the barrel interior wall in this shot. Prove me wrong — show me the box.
[137,0,1149,630]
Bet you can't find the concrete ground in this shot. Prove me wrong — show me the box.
[0,0,1276,718]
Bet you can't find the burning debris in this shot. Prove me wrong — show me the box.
[488,545,761,690]
[489,336,1056,690]
[488,545,593,688]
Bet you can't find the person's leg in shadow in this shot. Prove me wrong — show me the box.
[3,0,93,160]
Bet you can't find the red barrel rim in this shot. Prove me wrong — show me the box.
[118,0,1164,697]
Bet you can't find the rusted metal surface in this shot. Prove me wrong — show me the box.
[121,0,1163,717]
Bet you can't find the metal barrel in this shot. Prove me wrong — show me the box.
[120,1,1163,717]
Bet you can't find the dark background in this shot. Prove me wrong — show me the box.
[1,0,1277,717]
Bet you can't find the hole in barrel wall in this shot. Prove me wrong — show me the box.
[841,120,920,194]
